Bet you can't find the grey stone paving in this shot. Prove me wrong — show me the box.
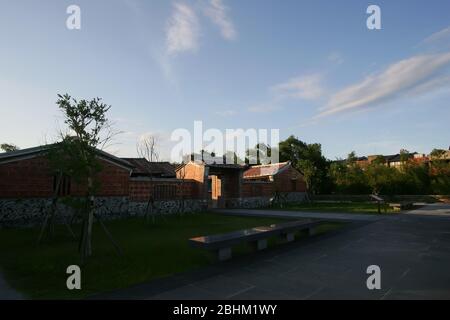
[405,203,450,217]
[95,204,450,300]
[216,208,383,221]
[0,270,24,300]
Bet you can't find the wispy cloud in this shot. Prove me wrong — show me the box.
[247,74,324,114]
[423,26,450,45]
[166,3,200,55]
[271,74,324,100]
[204,0,237,40]
[316,52,450,118]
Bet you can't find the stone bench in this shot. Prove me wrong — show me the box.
[188,219,323,261]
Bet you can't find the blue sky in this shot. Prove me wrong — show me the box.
[1,0,450,160]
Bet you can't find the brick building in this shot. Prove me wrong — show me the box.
[175,160,307,209]
[176,161,245,209]
[0,145,203,227]
[0,145,133,199]
[124,158,200,202]
[242,162,307,206]
[243,161,306,192]
[1,145,308,226]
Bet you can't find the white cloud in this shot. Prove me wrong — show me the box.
[317,52,450,118]
[204,0,237,40]
[166,3,200,55]
[423,26,450,45]
[271,74,324,100]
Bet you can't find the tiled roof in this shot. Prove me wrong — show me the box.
[0,144,134,169]
[123,158,176,178]
[384,153,416,163]
[243,162,290,179]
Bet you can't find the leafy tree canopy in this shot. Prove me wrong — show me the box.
[0,143,19,152]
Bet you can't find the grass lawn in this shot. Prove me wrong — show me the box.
[276,202,396,214]
[0,213,343,299]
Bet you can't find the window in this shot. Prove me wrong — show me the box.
[154,184,177,200]
[53,174,71,196]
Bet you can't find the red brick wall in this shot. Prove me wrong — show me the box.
[242,181,274,198]
[93,161,130,196]
[0,156,130,198]
[0,157,53,198]
[176,163,207,199]
[129,179,200,202]
[242,165,307,197]
[177,163,205,182]
[273,166,307,192]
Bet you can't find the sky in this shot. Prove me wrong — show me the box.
[0,0,450,161]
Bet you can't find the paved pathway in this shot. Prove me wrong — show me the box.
[96,204,450,300]
[405,202,450,217]
[216,208,383,221]
[0,271,24,300]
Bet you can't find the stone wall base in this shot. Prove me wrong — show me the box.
[0,193,306,228]
[226,192,307,209]
[0,197,207,228]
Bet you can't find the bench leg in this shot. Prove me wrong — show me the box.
[283,232,295,242]
[217,247,232,261]
[252,239,268,251]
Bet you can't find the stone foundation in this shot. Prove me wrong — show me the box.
[0,192,306,228]
[0,197,207,228]
[226,192,307,209]
[128,199,207,216]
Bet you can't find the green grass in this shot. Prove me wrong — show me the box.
[276,202,396,214]
[0,213,343,299]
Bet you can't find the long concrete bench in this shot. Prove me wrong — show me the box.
[389,202,414,211]
[188,219,323,261]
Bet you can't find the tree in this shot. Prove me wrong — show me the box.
[297,159,316,201]
[366,163,399,195]
[136,135,161,223]
[278,136,331,194]
[346,151,357,164]
[137,135,159,163]
[399,149,411,164]
[430,149,447,159]
[279,135,307,167]
[429,159,450,194]
[48,93,121,263]
[0,143,19,152]
[371,155,386,165]
[329,159,370,194]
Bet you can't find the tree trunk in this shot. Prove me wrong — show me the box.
[86,177,94,257]
[38,171,62,244]
[80,176,94,263]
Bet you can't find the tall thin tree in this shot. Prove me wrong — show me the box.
[50,93,122,262]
